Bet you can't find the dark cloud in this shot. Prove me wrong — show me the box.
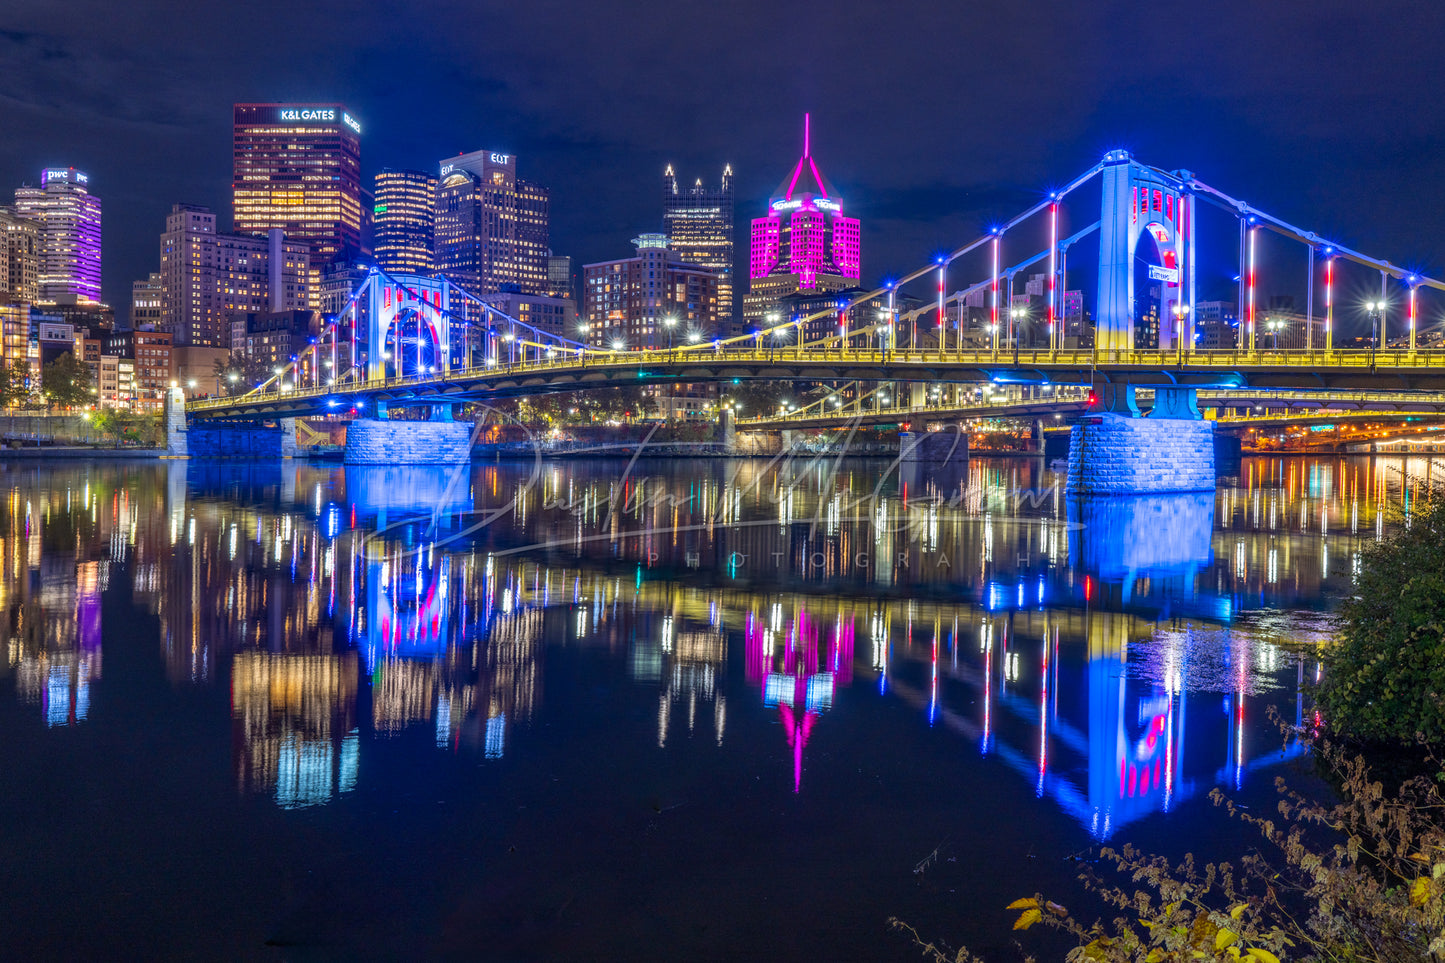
[3,0,1444,319]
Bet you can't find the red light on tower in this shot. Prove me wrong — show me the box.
[1047,202,1058,348]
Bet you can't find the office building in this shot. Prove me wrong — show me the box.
[232,103,363,266]
[90,354,134,408]
[582,234,721,349]
[547,255,573,299]
[158,204,310,346]
[480,289,577,340]
[373,169,436,275]
[13,168,102,304]
[1195,300,1238,349]
[45,300,113,331]
[101,329,173,411]
[663,166,734,323]
[132,272,162,328]
[0,207,39,303]
[232,309,322,371]
[744,117,859,325]
[435,149,549,295]
[316,259,369,317]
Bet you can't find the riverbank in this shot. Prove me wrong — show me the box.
[0,446,167,459]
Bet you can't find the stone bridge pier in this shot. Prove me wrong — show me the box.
[171,392,475,464]
[1066,382,1215,494]
[343,404,474,465]
[900,421,968,465]
[166,388,298,458]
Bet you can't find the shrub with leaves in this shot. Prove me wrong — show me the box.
[1313,497,1445,746]
[894,717,1445,961]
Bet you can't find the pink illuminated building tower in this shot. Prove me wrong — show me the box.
[742,115,860,325]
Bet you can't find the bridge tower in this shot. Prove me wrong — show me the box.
[342,272,476,464]
[1096,151,1195,352]
[364,273,458,381]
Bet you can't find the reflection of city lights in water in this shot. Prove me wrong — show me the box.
[745,603,853,792]
[485,713,506,758]
[11,456,1391,828]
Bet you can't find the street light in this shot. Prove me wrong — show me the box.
[1009,306,1025,362]
[1264,317,1284,350]
[663,315,677,349]
[1364,300,1384,366]
[1172,303,1190,356]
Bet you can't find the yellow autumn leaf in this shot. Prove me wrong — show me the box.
[1229,903,1247,920]
[1410,877,1431,906]
[1006,897,1038,910]
[1145,950,1164,962]
[1245,950,1282,963]
[1013,908,1042,931]
[1216,927,1239,950]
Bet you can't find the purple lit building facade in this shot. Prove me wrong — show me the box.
[13,168,102,304]
[742,116,859,326]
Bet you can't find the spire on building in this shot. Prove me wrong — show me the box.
[777,112,834,201]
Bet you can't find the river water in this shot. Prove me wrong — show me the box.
[0,453,1438,960]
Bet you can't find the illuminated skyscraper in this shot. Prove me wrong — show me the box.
[743,116,859,325]
[372,168,436,275]
[232,104,363,266]
[582,234,721,349]
[13,168,102,304]
[158,204,310,347]
[435,149,549,295]
[0,206,39,303]
[663,165,733,323]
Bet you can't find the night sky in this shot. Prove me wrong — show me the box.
[5,0,1445,332]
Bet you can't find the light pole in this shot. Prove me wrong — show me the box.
[771,325,788,361]
[1172,303,1190,362]
[1365,300,1383,366]
[1010,306,1025,364]
[663,315,677,349]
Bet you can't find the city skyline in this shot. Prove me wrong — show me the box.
[6,0,1444,318]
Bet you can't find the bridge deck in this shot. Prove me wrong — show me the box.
[741,388,1445,430]
[187,346,1445,420]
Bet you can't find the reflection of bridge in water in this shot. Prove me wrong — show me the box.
[10,455,1414,824]
[10,458,1417,813]
[139,454,1421,823]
